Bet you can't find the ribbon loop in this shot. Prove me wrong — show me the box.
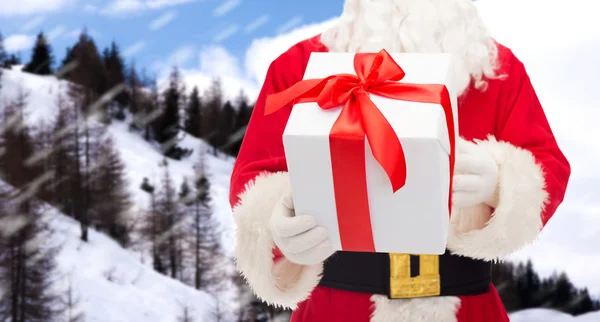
[266,49,431,192]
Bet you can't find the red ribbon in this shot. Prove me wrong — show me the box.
[266,49,456,252]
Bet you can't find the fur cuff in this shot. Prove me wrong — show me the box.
[447,136,548,261]
[233,172,323,309]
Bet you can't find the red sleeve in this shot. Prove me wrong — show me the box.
[495,52,571,227]
[229,39,321,208]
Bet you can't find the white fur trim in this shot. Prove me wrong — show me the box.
[447,136,548,261]
[233,172,323,309]
[370,294,461,322]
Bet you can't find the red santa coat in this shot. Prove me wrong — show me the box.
[229,35,570,322]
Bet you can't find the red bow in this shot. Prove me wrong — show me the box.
[266,49,455,193]
[265,49,456,252]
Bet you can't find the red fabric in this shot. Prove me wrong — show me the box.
[229,35,571,322]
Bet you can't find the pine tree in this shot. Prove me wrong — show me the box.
[58,47,75,79]
[0,88,41,189]
[156,67,183,145]
[227,90,253,156]
[48,92,77,217]
[140,177,166,274]
[219,101,235,148]
[23,32,54,75]
[127,60,142,121]
[184,86,202,138]
[553,272,576,311]
[515,260,542,309]
[0,31,7,68]
[201,78,224,155]
[93,135,132,246]
[153,68,192,160]
[0,106,61,322]
[6,54,22,67]
[66,29,109,121]
[189,151,223,292]
[139,75,161,141]
[492,261,520,312]
[233,268,256,322]
[104,42,129,112]
[65,82,106,242]
[0,195,62,322]
[156,159,184,279]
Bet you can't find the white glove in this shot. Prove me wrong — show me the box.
[452,138,499,209]
[270,191,334,266]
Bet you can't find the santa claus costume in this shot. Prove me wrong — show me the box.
[229,0,571,321]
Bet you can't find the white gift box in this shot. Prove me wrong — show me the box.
[282,52,459,255]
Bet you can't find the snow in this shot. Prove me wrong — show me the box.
[0,67,237,257]
[0,67,238,321]
[106,121,236,255]
[50,211,215,322]
[510,309,600,322]
[0,67,71,125]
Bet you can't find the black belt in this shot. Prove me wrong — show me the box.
[318,250,491,298]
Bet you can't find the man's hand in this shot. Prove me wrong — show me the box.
[452,138,500,209]
[270,191,334,266]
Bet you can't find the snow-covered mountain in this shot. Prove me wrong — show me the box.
[0,67,238,321]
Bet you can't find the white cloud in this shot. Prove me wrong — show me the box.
[179,45,258,100]
[21,16,46,32]
[152,45,196,75]
[276,16,304,35]
[244,14,270,33]
[0,0,75,16]
[149,11,177,30]
[146,0,195,9]
[213,25,239,42]
[102,0,144,15]
[213,0,242,17]
[102,0,196,16]
[83,4,99,13]
[47,25,67,41]
[4,34,35,52]
[123,41,146,57]
[199,45,242,77]
[166,17,334,102]
[244,18,336,85]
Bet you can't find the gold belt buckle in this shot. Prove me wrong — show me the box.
[389,254,441,298]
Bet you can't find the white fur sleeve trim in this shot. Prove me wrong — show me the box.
[447,136,548,261]
[233,171,323,309]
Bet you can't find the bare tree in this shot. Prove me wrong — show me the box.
[58,275,85,322]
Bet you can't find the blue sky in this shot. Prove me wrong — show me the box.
[0,0,343,77]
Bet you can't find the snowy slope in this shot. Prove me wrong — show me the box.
[0,67,237,255]
[0,178,216,322]
[0,67,238,321]
[510,309,600,322]
[107,119,237,256]
[51,209,216,322]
